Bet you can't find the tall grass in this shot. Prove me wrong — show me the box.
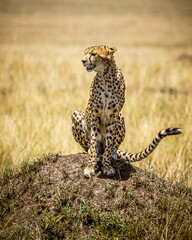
[0,0,192,185]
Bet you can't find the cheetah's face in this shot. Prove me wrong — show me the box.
[81,51,103,72]
[81,45,116,73]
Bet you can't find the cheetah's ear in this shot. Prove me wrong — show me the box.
[109,47,117,54]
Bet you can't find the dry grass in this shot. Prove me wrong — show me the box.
[0,0,192,185]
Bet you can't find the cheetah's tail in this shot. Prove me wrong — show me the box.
[117,128,182,163]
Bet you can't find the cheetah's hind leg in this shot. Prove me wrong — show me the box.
[71,110,90,152]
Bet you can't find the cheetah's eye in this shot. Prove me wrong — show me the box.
[91,53,97,56]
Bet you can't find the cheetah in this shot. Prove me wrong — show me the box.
[71,45,182,178]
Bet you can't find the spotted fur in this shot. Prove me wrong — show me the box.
[71,45,182,178]
[117,128,182,162]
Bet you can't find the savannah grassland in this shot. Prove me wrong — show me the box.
[0,0,192,185]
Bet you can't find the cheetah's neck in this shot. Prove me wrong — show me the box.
[96,61,118,84]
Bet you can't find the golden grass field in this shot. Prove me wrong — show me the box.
[0,0,192,185]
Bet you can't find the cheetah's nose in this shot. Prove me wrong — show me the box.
[82,59,86,64]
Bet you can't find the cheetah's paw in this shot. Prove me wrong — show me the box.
[84,166,95,178]
[102,166,116,176]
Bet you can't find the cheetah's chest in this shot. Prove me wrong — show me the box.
[99,91,111,121]
[95,87,117,124]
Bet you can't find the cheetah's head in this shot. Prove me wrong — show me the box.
[81,45,117,72]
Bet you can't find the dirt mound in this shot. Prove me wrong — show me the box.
[0,153,191,239]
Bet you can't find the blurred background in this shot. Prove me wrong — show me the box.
[0,0,192,184]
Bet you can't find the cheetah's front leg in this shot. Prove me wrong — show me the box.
[102,122,116,176]
[84,116,99,178]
